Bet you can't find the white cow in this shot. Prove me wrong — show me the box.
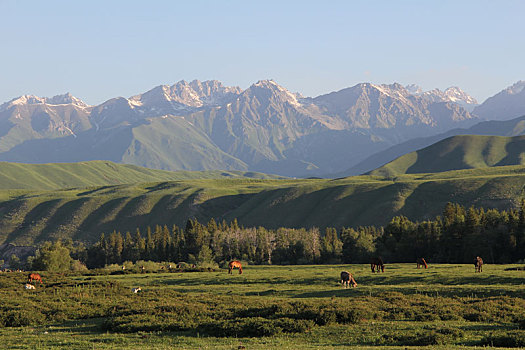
[25,284,35,290]
[131,287,142,293]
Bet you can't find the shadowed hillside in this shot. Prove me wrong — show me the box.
[1,165,524,245]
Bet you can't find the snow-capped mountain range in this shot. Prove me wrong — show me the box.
[0,79,522,177]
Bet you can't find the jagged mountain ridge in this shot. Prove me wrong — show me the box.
[0,79,485,176]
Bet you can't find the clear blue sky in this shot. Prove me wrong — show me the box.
[0,0,524,105]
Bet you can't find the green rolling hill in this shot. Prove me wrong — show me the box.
[1,165,524,246]
[0,161,285,190]
[369,135,525,177]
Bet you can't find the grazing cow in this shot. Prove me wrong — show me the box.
[228,260,243,274]
[340,271,357,288]
[417,258,428,269]
[27,273,43,284]
[25,284,35,290]
[370,257,385,273]
[474,256,483,272]
[131,287,142,293]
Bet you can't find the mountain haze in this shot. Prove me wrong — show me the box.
[473,81,525,121]
[340,114,525,177]
[0,160,284,190]
[369,134,525,177]
[0,80,481,177]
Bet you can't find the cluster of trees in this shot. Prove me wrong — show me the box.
[82,201,525,268]
[6,202,523,271]
[84,219,342,268]
[375,201,525,264]
[1,240,87,272]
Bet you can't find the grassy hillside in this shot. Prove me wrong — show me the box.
[1,165,525,245]
[370,135,525,177]
[0,160,285,190]
[338,115,525,177]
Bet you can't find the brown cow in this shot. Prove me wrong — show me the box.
[370,257,384,273]
[27,273,43,284]
[417,258,428,269]
[474,256,483,272]
[340,271,357,288]
[228,260,243,274]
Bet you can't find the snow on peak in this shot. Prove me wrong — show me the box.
[401,85,478,106]
[249,80,302,107]
[405,84,423,95]
[130,80,241,108]
[46,93,90,107]
[505,80,525,95]
[442,87,478,104]
[1,93,90,111]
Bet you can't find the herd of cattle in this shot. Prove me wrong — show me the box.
[14,257,485,291]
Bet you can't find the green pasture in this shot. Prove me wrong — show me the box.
[2,164,525,245]
[0,263,524,349]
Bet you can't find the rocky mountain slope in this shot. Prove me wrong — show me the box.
[0,80,484,177]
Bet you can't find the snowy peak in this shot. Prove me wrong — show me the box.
[403,84,478,110]
[244,79,303,107]
[0,93,90,111]
[443,87,478,104]
[405,84,423,95]
[130,80,241,108]
[423,87,478,105]
[45,93,88,106]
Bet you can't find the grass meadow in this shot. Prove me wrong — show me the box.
[0,263,524,349]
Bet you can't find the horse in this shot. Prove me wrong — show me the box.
[370,257,384,273]
[417,257,428,269]
[340,271,357,288]
[474,256,483,272]
[27,273,43,284]
[228,260,243,274]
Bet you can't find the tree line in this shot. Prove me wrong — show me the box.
[81,201,525,268]
[6,201,523,271]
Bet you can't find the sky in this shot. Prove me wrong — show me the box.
[0,0,524,105]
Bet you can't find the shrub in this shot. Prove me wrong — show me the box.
[276,318,314,333]
[336,308,365,324]
[463,311,492,322]
[514,317,525,330]
[481,331,525,347]
[414,312,441,321]
[315,308,337,326]
[1,309,46,327]
[202,317,281,337]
